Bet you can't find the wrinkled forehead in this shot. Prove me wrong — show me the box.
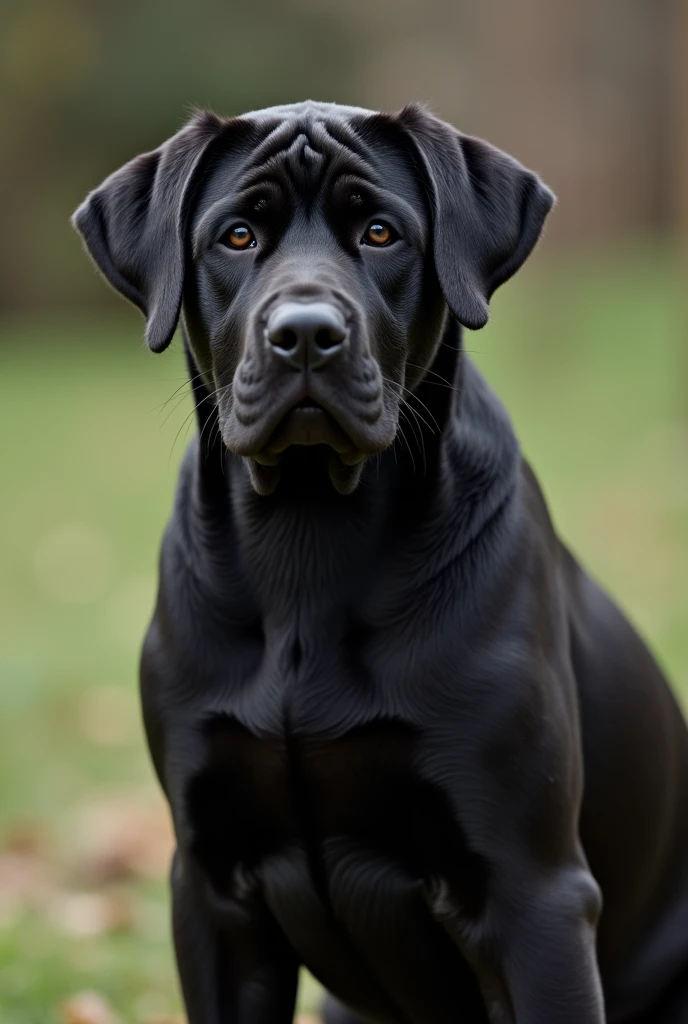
[194,102,425,221]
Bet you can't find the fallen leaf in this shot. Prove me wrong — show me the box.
[71,793,174,882]
[142,1016,186,1024]
[0,849,57,923]
[49,889,136,937]
[60,991,117,1024]
[2,818,50,856]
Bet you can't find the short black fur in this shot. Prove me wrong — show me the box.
[74,100,688,1024]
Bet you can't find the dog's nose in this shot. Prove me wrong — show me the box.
[266,302,347,369]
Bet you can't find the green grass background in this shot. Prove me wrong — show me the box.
[0,244,686,1021]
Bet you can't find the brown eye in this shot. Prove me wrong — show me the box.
[223,224,256,249]
[363,222,393,246]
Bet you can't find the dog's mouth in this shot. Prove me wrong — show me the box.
[252,398,365,467]
[247,395,369,495]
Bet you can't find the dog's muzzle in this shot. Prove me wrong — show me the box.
[225,288,392,493]
[251,300,363,464]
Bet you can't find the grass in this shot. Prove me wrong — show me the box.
[0,241,686,1021]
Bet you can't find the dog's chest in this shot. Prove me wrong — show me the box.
[183,697,488,1022]
[169,587,491,1019]
[185,709,428,893]
[181,613,474,895]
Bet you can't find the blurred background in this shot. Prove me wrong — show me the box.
[0,1,686,1021]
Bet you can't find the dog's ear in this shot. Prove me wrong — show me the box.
[395,104,555,330]
[72,111,229,352]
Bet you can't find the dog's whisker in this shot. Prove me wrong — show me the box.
[402,401,431,475]
[168,382,231,463]
[198,406,216,457]
[404,393,440,434]
[397,404,420,450]
[398,403,425,472]
[394,412,417,475]
[414,378,457,391]
[387,384,438,438]
[160,390,196,430]
[154,370,207,414]
[402,400,437,438]
[169,404,204,464]
[205,390,231,463]
[382,376,440,434]
[404,363,459,393]
[403,401,430,474]
[158,372,213,429]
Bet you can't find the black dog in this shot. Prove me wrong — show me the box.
[74,101,688,1023]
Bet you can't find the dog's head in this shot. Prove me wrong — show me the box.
[73,101,553,494]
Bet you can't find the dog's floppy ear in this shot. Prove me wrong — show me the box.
[72,111,228,352]
[395,104,555,330]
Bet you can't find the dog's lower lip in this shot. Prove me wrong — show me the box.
[261,406,358,456]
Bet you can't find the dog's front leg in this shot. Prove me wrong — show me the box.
[171,851,299,1023]
[423,655,606,1024]
[433,862,604,1023]
[488,867,604,1023]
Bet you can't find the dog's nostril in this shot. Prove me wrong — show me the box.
[315,327,344,351]
[278,327,298,352]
